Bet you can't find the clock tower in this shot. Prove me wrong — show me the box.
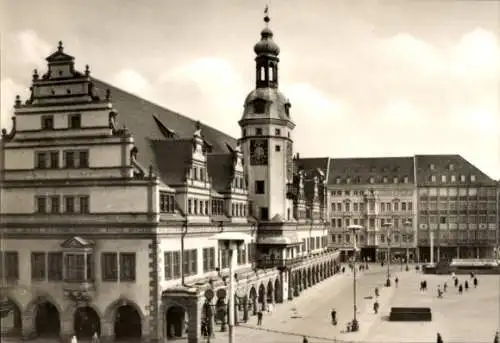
[239,12,295,222]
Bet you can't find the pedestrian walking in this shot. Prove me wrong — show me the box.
[395,277,399,287]
[474,277,478,288]
[257,310,263,325]
[437,287,443,298]
[454,277,459,287]
[375,287,379,297]
[331,309,337,325]
[303,336,309,343]
[458,284,463,294]
[437,332,443,343]
[465,280,469,290]
[373,301,379,314]
[443,282,447,292]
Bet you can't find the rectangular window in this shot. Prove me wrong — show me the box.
[78,151,89,168]
[165,251,173,280]
[69,114,81,129]
[50,151,59,168]
[50,195,60,213]
[401,202,407,211]
[119,253,136,281]
[36,152,47,169]
[275,128,281,136]
[64,151,75,168]
[220,249,229,269]
[237,246,246,265]
[4,252,19,280]
[275,145,281,152]
[64,254,85,282]
[31,252,46,281]
[172,251,181,278]
[64,196,75,213]
[101,252,118,281]
[255,180,265,194]
[260,207,269,220]
[36,196,47,213]
[78,196,90,213]
[47,252,63,281]
[189,249,197,275]
[256,128,263,135]
[41,115,54,130]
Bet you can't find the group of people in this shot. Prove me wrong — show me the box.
[435,272,479,298]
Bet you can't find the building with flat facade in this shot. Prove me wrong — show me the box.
[305,155,498,263]
[0,15,339,343]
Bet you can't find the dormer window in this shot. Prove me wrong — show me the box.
[253,99,266,114]
[429,164,435,170]
[159,192,175,213]
[470,174,476,182]
[41,115,54,130]
[69,114,81,129]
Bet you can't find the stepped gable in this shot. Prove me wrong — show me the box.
[415,154,496,186]
[91,79,237,182]
[206,154,234,193]
[327,156,415,185]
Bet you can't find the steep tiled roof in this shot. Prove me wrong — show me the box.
[92,79,237,180]
[296,157,329,177]
[207,154,234,193]
[327,157,415,185]
[415,154,496,186]
[150,139,193,186]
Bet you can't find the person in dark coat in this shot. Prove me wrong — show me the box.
[474,277,478,288]
[465,280,469,290]
[303,336,309,343]
[331,309,337,325]
[373,301,379,314]
[454,277,459,287]
[257,310,263,325]
[395,277,399,287]
[437,332,443,343]
[458,284,463,294]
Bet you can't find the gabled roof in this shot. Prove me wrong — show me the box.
[150,139,193,186]
[415,154,496,186]
[207,154,234,193]
[91,79,237,184]
[328,157,415,185]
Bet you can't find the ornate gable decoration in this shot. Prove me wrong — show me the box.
[232,143,244,172]
[60,236,94,249]
[192,121,206,162]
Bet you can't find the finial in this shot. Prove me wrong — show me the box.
[85,65,90,76]
[264,5,270,26]
[58,41,63,52]
[14,95,21,108]
[33,69,39,81]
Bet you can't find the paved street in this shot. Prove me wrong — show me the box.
[211,264,397,343]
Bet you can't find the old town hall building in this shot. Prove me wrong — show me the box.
[0,14,337,343]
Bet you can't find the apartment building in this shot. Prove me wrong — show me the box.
[0,15,339,343]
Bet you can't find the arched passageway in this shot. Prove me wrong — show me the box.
[274,278,282,303]
[258,284,265,310]
[1,299,22,337]
[114,305,142,340]
[166,306,186,339]
[35,302,60,337]
[249,287,257,315]
[74,307,100,338]
[266,281,274,303]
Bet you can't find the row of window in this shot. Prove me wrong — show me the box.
[190,165,208,182]
[41,113,81,130]
[334,176,410,185]
[419,187,496,197]
[330,201,414,213]
[36,150,89,169]
[159,192,176,213]
[242,127,287,137]
[419,202,497,211]
[419,215,497,224]
[0,251,136,282]
[418,230,496,240]
[332,233,414,244]
[164,244,257,280]
[186,198,248,217]
[427,174,476,183]
[35,195,90,214]
[331,217,413,229]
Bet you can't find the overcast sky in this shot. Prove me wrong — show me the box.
[1,0,499,179]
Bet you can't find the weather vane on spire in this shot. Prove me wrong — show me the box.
[264,4,270,26]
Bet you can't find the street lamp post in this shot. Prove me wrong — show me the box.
[382,222,394,287]
[210,232,252,343]
[347,224,363,332]
[404,219,412,270]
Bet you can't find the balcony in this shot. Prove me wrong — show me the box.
[256,257,305,270]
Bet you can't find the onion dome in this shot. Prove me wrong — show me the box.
[253,15,280,56]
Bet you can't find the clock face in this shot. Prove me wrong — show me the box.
[250,139,268,165]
